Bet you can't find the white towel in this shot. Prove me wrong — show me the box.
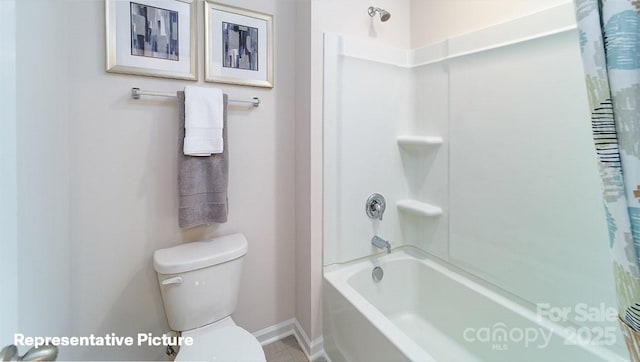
[183,86,224,156]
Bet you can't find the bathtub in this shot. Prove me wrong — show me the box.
[323,247,626,362]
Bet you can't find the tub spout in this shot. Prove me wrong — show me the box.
[372,235,391,254]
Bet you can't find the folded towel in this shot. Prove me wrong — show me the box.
[183,86,224,156]
[178,91,229,228]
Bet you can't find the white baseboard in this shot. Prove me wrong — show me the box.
[253,318,325,361]
[253,318,297,346]
[292,319,324,361]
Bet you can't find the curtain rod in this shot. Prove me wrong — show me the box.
[130,88,260,108]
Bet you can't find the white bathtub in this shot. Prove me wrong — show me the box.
[323,247,626,362]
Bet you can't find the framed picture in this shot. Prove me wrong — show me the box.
[105,0,197,80]
[204,1,274,88]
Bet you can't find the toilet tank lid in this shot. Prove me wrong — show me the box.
[153,233,248,274]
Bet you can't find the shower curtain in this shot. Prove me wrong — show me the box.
[574,0,640,358]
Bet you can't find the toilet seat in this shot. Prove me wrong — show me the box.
[177,326,266,362]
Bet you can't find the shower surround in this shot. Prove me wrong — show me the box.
[323,3,625,360]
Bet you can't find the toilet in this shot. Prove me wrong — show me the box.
[153,233,266,361]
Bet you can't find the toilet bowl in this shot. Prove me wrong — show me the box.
[153,233,265,361]
[177,317,265,362]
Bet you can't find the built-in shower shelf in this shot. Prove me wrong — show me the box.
[397,136,443,148]
[397,200,442,217]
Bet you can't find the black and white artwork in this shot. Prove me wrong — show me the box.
[130,2,179,61]
[204,2,271,87]
[222,22,258,71]
[107,0,196,80]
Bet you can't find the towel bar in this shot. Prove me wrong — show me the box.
[131,88,260,107]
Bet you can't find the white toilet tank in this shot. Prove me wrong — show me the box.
[153,233,248,332]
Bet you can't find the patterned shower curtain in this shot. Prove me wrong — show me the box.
[574,0,640,358]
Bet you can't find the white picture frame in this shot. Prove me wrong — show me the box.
[204,1,274,88]
[106,0,197,80]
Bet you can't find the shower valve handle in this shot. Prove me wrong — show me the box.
[366,193,386,221]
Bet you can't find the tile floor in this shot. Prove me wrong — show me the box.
[263,335,309,362]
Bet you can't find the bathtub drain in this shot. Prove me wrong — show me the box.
[372,266,384,282]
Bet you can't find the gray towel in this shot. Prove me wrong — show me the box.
[178,91,229,228]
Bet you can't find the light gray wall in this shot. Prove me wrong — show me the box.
[0,0,18,346]
[295,0,314,342]
[14,0,72,359]
[410,0,570,47]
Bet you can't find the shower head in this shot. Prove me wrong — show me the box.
[368,6,391,22]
